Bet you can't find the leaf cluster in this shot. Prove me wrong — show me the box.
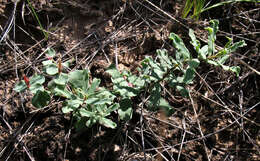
[14,20,246,129]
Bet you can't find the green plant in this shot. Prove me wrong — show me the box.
[182,0,205,20]
[14,20,246,129]
[15,48,119,129]
[106,20,245,115]
[189,20,246,76]
[26,0,48,39]
[182,0,260,20]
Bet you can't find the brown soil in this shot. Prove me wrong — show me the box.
[0,0,259,161]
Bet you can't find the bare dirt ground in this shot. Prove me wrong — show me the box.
[0,0,259,161]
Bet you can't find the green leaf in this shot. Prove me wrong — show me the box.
[206,20,219,56]
[42,60,53,66]
[62,58,75,69]
[45,64,58,75]
[54,73,68,85]
[99,117,117,129]
[29,83,44,94]
[95,88,115,101]
[217,54,229,65]
[182,0,193,18]
[176,85,189,97]
[86,117,97,127]
[224,36,233,48]
[14,81,27,92]
[53,86,72,98]
[188,59,200,68]
[230,66,241,77]
[79,108,94,117]
[86,98,112,105]
[189,29,201,53]
[68,70,89,89]
[183,68,196,84]
[106,64,121,78]
[106,103,120,114]
[128,75,145,89]
[114,85,138,98]
[30,75,45,85]
[88,78,101,95]
[158,98,174,116]
[96,104,106,116]
[206,59,218,66]
[199,45,208,60]
[221,65,241,77]
[157,49,173,69]
[62,106,73,113]
[67,99,83,108]
[46,48,56,58]
[147,83,161,110]
[118,98,133,120]
[32,90,50,108]
[169,33,191,61]
[227,40,246,53]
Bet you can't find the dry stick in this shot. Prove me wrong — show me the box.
[132,1,169,46]
[239,89,245,141]
[236,58,260,75]
[160,101,260,152]
[140,97,147,160]
[143,0,223,51]
[218,30,257,43]
[196,70,260,133]
[23,144,36,161]
[1,115,36,161]
[177,118,187,161]
[115,43,119,70]
[146,114,195,136]
[194,70,243,126]
[145,125,170,161]
[137,96,172,160]
[0,114,13,132]
[196,91,260,127]
[63,115,73,161]
[242,129,260,154]
[0,0,19,43]
[77,22,134,69]
[189,91,211,161]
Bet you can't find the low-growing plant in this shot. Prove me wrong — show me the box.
[26,0,48,39]
[182,0,260,20]
[15,49,119,129]
[14,20,246,129]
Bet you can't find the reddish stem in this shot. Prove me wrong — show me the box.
[23,74,30,88]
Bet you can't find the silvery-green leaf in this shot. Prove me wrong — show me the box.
[30,75,45,85]
[42,60,53,66]
[169,33,191,60]
[188,59,200,68]
[80,109,94,117]
[62,106,73,113]
[99,117,117,129]
[45,48,56,58]
[29,84,44,94]
[189,29,201,53]
[183,68,195,84]
[45,64,59,75]
[176,85,189,97]
[118,98,133,120]
[32,90,50,108]
[54,73,68,85]
[88,78,101,95]
[14,81,27,92]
